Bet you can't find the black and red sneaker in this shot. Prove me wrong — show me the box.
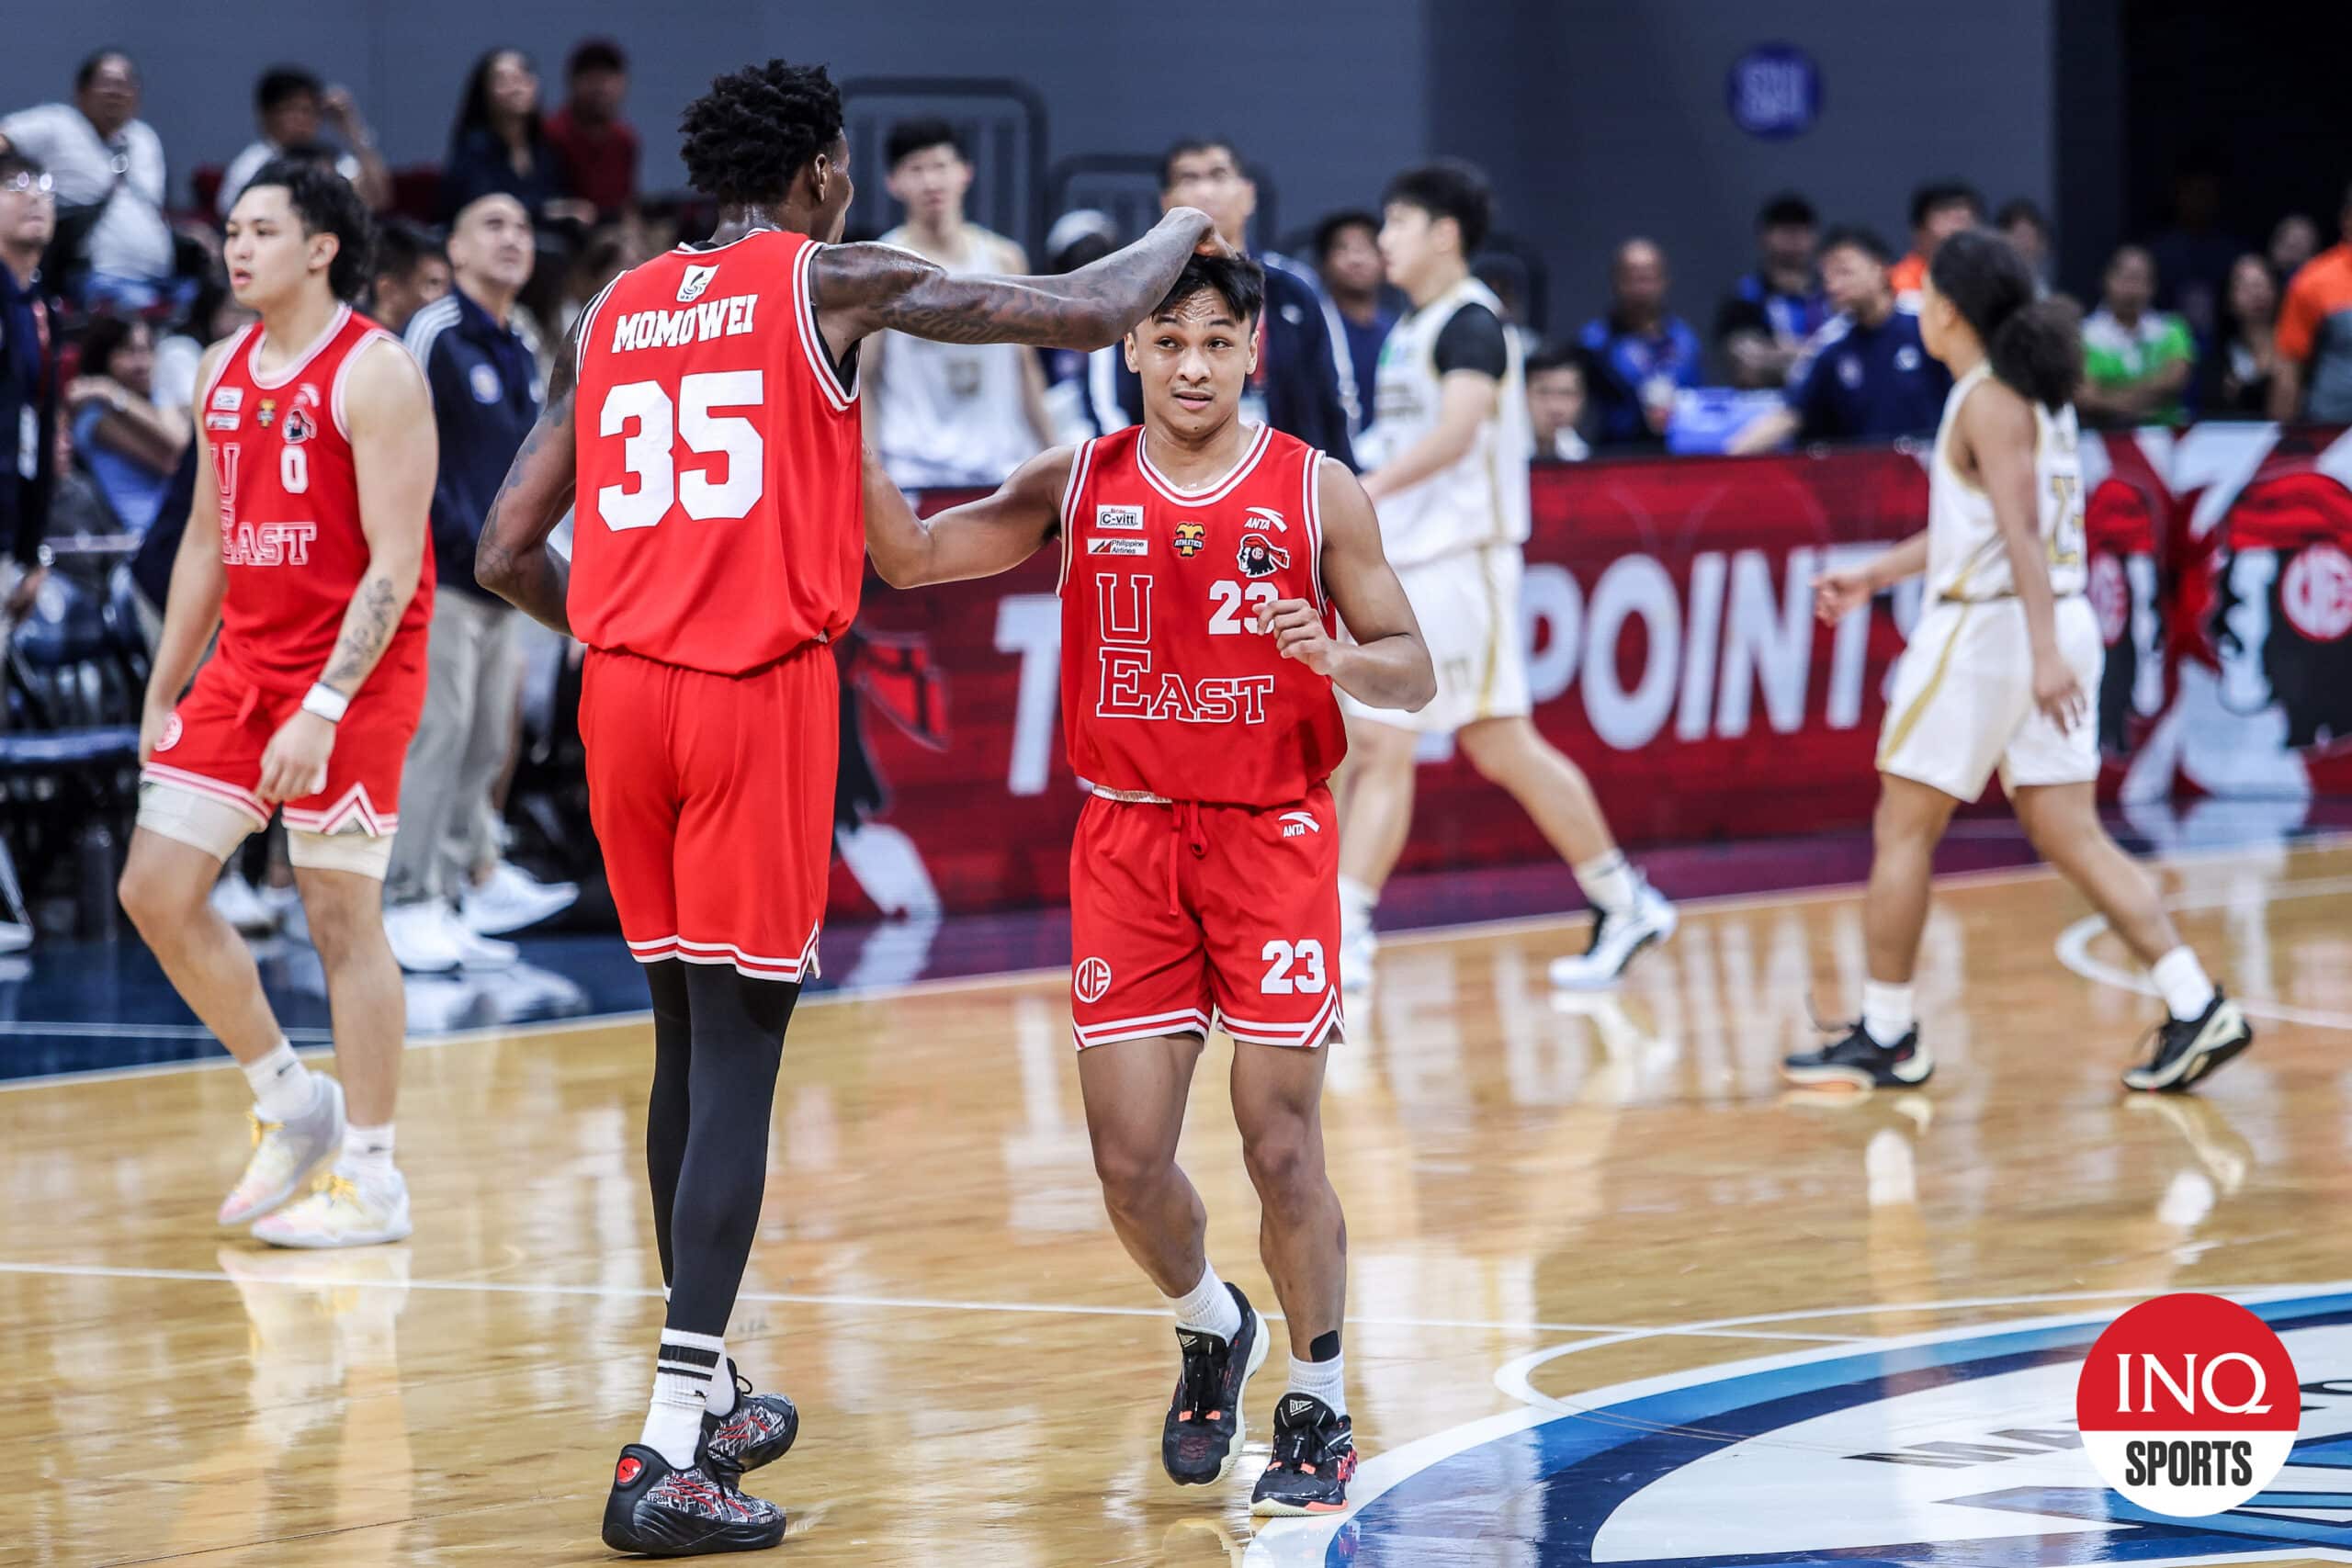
[1781,1022,1932,1092]
[600,1443,786,1556]
[701,1371,799,1487]
[1161,1283,1268,1485]
[1250,1392,1359,1516]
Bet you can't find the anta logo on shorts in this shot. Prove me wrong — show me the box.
[1312,1288,2352,1568]
[1237,532,1290,579]
[220,520,318,568]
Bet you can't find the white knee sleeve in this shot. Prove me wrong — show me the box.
[135,776,263,863]
[288,828,396,880]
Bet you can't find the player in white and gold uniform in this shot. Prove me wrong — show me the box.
[1786,229,2251,1094]
[1336,161,1673,993]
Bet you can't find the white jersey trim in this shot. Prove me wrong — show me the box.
[1135,422,1273,507]
[793,242,857,413]
[1056,439,1096,597]
[572,274,623,381]
[1302,448,1329,615]
[248,303,353,389]
[330,328,402,441]
[400,297,463,409]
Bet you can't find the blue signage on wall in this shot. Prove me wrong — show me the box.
[1726,43,1823,140]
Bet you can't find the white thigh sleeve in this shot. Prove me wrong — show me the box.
[288,828,396,880]
[135,776,264,863]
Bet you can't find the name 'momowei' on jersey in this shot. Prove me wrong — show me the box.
[1057,423,1348,807]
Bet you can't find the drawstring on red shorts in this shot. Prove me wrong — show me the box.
[1164,799,1207,917]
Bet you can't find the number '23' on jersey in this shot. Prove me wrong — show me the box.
[571,230,864,675]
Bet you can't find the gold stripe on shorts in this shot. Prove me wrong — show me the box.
[1876,604,1973,768]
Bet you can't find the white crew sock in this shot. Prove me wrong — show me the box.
[1169,1261,1244,1342]
[341,1122,395,1179]
[2151,946,2217,1022]
[1572,852,1638,919]
[642,1328,724,1470]
[1860,980,1916,1049]
[243,1040,314,1122]
[707,1354,738,1417]
[1287,1351,1348,1418]
[1338,875,1377,923]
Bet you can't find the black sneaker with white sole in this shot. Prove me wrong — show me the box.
[600,1444,786,1557]
[1781,1022,1933,1091]
[2122,992,2254,1093]
[1250,1393,1359,1517]
[1161,1283,1268,1485]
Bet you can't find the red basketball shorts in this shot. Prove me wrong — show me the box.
[142,651,422,841]
[1068,783,1343,1052]
[581,643,838,983]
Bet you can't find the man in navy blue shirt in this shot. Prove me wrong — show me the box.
[1714,193,1827,388]
[1728,226,1951,454]
[1095,138,1355,467]
[1576,238,1703,448]
[0,152,57,618]
[1313,209,1396,438]
[387,192,573,970]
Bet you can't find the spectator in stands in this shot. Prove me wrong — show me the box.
[864,118,1054,490]
[1315,209,1395,434]
[387,192,576,972]
[2079,244,2195,428]
[1576,238,1702,448]
[63,315,186,534]
[0,151,56,614]
[1524,342,1590,460]
[1726,225,1950,454]
[2148,162,2238,339]
[1714,193,1826,388]
[152,277,253,419]
[2197,254,2278,418]
[1888,181,1983,305]
[1,51,175,310]
[2270,213,2321,284]
[554,223,639,342]
[1040,208,1117,444]
[1997,197,2052,292]
[217,66,390,219]
[2271,182,2352,424]
[544,39,638,219]
[367,219,450,334]
[440,49,591,226]
[1096,137,1354,464]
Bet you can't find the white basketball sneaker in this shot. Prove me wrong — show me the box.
[1549,876,1678,990]
[218,1075,345,1227]
[252,1166,413,1248]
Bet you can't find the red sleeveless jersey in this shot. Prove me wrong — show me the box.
[570,230,863,674]
[1058,424,1346,806]
[198,304,433,697]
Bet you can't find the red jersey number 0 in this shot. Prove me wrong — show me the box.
[596,370,765,532]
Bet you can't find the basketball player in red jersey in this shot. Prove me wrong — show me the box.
[862,254,1434,1516]
[117,162,435,1249]
[472,62,1229,1552]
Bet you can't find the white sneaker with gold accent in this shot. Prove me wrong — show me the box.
[218,1076,345,1227]
[251,1167,412,1249]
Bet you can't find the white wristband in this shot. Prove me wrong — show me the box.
[301,683,350,725]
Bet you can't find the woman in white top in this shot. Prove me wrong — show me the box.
[1784,229,2252,1095]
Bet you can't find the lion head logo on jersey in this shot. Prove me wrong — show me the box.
[280,405,316,445]
[1237,532,1291,579]
[1173,522,1207,558]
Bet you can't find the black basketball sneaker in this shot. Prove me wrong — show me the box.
[1781,1022,1933,1091]
[601,1444,786,1557]
[701,1371,799,1487]
[1161,1283,1268,1485]
[2122,991,2254,1092]
[1250,1392,1359,1517]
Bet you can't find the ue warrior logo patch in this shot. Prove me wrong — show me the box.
[280,404,316,445]
[1237,532,1291,579]
[1173,522,1207,558]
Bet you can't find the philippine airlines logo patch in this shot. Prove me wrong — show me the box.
[2077,1292,2299,1517]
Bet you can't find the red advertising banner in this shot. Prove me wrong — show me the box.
[826,427,2352,919]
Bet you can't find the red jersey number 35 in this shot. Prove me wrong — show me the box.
[597,371,765,531]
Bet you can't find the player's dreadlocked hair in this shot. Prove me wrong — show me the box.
[678,60,843,209]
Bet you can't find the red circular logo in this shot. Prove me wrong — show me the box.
[614,1455,643,1486]
[157,713,182,752]
[2075,1292,2300,1517]
[2281,542,2352,642]
[1073,956,1114,1004]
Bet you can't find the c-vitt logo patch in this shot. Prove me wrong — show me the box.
[2076,1292,2300,1517]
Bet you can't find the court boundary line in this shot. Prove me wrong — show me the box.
[0,1258,1868,1342]
[2053,871,2352,1032]
[8,830,2342,1094]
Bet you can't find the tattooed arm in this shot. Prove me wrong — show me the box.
[254,337,435,803]
[475,330,579,635]
[812,206,1224,353]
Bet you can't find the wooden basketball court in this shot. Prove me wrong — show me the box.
[8,838,2349,1565]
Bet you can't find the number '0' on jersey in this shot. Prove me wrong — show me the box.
[571,231,864,674]
[1058,424,1348,806]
